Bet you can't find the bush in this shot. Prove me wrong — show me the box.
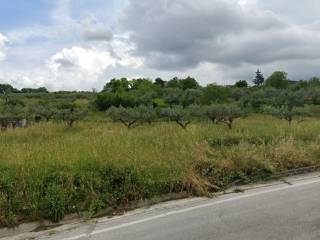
[40,184,65,222]
[95,92,136,110]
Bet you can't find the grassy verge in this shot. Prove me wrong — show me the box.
[1,115,320,226]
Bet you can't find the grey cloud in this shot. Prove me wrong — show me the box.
[80,17,113,42]
[121,0,320,75]
[53,57,75,68]
[256,0,320,24]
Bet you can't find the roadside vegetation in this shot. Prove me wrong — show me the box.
[1,70,320,227]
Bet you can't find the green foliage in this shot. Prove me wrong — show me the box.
[136,105,158,124]
[154,78,166,88]
[253,69,264,86]
[3,73,320,227]
[107,105,158,128]
[107,106,140,129]
[204,104,246,129]
[0,169,19,226]
[88,198,105,217]
[203,104,226,123]
[0,104,27,129]
[263,105,309,124]
[1,115,320,226]
[129,78,153,90]
[300,88,320,105]
[160,106,192,129]
[0,84,20,94]
[222,105,246,129]
[94,74,320,112]
[265,71,290,89]
[199,84,231,105]
[55,103,87,127]
[40,184,65,223]
[20,87,48,94]
[272,91,304,110]
[33,102,57,122]
[163,88,183,106]
[95,92,136,110]
[5,98,25,107]
[181,89,202,107]
[235,80,248,88]
[167,76,199,90]
[103,78,130,92]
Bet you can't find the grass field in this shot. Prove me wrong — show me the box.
[1,115,320,226]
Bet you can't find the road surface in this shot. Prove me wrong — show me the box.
[7,173,320,240]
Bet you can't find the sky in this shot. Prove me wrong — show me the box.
[0,0,320,91]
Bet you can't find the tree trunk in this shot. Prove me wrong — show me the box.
[176,120,190,129]
[68,120,75,127]
[128,120,138,129]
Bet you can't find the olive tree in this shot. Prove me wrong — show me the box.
[0,105,26,130]
[55,103,87,127]
[160,106,192,129]
[107,105,158,129]
[203,105,225,124]
[33,103,57,122]
[263,105,309,125]
[204,104,246,129]
[136,105,158,124]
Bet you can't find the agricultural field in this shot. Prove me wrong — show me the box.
[1,113,320,226]
[1,75,320,227]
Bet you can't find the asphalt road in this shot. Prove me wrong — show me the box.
[12,173,320,240]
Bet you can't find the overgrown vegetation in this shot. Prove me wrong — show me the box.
[1,70,320,227]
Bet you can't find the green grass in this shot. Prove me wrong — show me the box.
[1,115,320,226]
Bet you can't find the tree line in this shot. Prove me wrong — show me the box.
[1,70,320,129]
[94,71,320,110]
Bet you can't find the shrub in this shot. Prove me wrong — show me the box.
[40,184,65,223]
[94,92,136,110]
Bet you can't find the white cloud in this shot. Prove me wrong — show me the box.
[50,46,116,71]
[0,33,8,61]
[51,0,74,26]
[45,36,144,90]
[46,46,116,90]
[2,0,320,90]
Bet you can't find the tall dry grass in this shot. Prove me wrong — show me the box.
[0,115,320,226]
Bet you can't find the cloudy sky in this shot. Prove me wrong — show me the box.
[0,0,320,90]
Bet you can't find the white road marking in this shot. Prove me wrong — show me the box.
[61,178,320,240]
